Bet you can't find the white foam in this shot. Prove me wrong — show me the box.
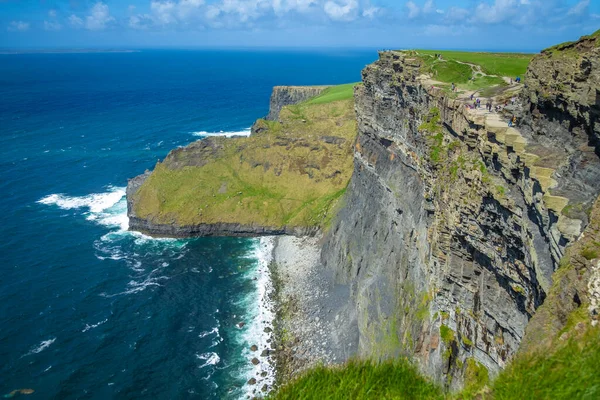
[198,327,219,339]
[82,318,108,333]
[191,128,251,138]
[25,338,56,356]
[240,237,276,397]
[196,352,221,368]
[38,187,129,231]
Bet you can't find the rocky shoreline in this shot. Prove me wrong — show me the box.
[269,235,359,388]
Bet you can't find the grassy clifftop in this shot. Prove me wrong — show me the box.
[131,84,357,230]
[409,49,533,96]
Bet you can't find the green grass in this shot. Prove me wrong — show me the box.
[306,83,359,105]
[132,86,357,229]
[416,52,512,93]
[492,329,600,400]
[270,329,600,400]
[270,359,443,400]
[440,325,455,344]
[417,50,533,78]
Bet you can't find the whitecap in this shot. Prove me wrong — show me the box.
[38,187,129,231]
[24,338,56,356]
[82,318,108,333]
[191,128,251,138]
[196,352,220,368]
[198,327,219,339]
[238,237,277,397]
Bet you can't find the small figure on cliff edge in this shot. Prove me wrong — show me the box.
[508,115,517,127]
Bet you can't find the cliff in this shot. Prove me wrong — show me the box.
[127,85,356,237]
[320,35,600,389]
[266,86,330,121]
[125,32,600,394]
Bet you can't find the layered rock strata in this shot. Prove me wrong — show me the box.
[266,86,330,121]
[321,45,600,389]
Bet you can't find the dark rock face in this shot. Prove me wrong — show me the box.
[266,86,330,121]
[321,46,600,389]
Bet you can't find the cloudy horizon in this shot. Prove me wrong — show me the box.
[1,0,598,51]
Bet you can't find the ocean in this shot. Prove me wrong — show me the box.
[0,49,376,399]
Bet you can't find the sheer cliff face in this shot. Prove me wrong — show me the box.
[266,86,330,121]
[322,46,600,388]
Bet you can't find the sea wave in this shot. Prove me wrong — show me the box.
[24,338,56,356]
[191,128,251,138]
[196,352,221,369]
[38,187,128,231]
[198,326,219,339]
[240,237,276,397]
[82,318,108,333]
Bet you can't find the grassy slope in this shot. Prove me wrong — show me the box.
[417,50,533,78]
[271,322,600,400]
[306,83,358,105]
[270,359,443,400]
[492,329,600,400]
[132,84,357,229]
[415,50,533,96]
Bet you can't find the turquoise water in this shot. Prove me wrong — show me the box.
[0,49,375,399]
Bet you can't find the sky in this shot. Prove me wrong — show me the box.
[1,0,599,51]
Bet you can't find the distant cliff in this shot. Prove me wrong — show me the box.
[266,86,330,121]
[127,85,355,237]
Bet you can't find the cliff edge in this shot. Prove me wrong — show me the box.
[126,85,356,237]
[321,33,600,389]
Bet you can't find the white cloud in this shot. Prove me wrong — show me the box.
[406,1,420,19]
[567,0,589,16]
[444,7,469,23]
[324,0,359,21]
[423,0,435,14]
[129,14,155,29]
[44,20,63,31]
[273,0,318,14]
[48,9,58,18]
[7,20,30,32]
[69,14,84,27]
[362,6,379,19]
[473,0,518,24]
[128,0,382,30]
[69,2,115,30]
[85,2,115,30]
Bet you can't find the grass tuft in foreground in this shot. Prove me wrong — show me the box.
[269,327,600,400]
[270,359,443,400]
[492,328,600,400]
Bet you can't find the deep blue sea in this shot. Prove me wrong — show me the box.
[0,49,376,399]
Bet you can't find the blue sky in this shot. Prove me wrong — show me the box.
[1,0,599,50]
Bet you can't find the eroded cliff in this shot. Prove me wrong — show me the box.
[127,85,356,237]
[321,36,600,389]
[266,86,330,121]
